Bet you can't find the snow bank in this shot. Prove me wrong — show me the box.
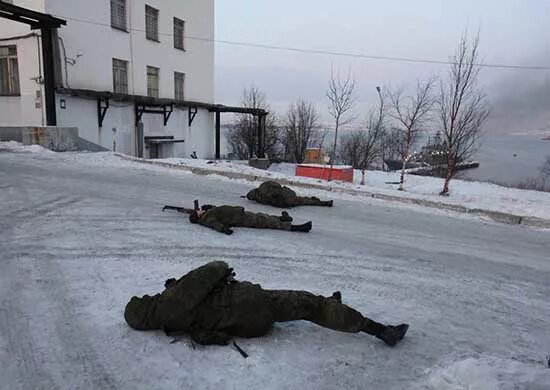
[427,356,550,389]
[157,157,550,221]
[3,142,549,221]
[0,141,53,154]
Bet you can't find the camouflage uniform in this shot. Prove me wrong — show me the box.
[125,262,408,346]
[196,205,293,234]
[247,181,333,208]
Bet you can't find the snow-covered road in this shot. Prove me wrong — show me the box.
[1,150,549,390]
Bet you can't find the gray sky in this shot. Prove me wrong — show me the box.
[215,0,550,133]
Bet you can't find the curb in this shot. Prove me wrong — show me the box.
[115,154,550,229]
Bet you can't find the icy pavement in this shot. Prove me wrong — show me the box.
[1,148,549,390]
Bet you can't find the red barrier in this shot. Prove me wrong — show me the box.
[295,164,354,182]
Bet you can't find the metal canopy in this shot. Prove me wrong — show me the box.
[135,102,173,126]
[56,87,268,160]
[144,139,185,144]
[0,2,66,29]
[56,88,268,116]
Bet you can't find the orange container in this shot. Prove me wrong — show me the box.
[304,148,322,163]
[295,164,354,182]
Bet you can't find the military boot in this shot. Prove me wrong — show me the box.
[290,221,312,232]
[375,324,409,347]
[280,211,293,222]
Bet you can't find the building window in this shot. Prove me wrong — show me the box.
[145,5,159,42]
[0,45,20,96]
[173,18,185,50]
[147,66,159,98]
[112,58,128,94]
[111,0,127,31]
[174,71,185,101]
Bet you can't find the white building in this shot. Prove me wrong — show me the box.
[0,0,251,159]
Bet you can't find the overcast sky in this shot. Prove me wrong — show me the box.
[214,0,550,133]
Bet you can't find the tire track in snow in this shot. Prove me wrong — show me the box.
[0,263,57,390]
[26,250,119,389]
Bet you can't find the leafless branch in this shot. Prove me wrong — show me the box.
[326,67,356,180]
[339,90,386,184]
[388,78,435,189]
[227,86,281,159]
[437,30,490,195]
[282,99,320,163]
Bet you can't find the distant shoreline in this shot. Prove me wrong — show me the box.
[461,132,549,185]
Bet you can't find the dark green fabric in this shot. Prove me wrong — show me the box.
[125,262,373,344]
[263,290,365,333]
[124,261,231,331]
[247,181,329,208]
[197,205,291,234]
[194,281,274,339]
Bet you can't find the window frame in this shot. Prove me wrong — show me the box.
[173,17,185,51]
[145,5,159,42]
[0,45,21,96]
[174,71,185,101]
[112,58,129,94]
[147,66,160,98]
[110,0,128,32]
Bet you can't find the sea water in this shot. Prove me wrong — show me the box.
[461,132,550,185]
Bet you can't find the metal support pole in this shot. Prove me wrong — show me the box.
[215,111,221,159]
[41,27,57,126]
[257,114,266,158]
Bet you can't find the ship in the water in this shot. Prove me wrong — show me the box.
[385,131,479,177]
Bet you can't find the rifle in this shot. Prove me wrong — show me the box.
[163,200,216,214]
[162,205,194,214]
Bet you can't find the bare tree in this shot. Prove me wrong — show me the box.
[380,127,404,170]
[540,155,550,179]
[339,131,363,168]
[339,88,386,185]
[326,67,356,181]
[518,156,550,192]
[437,31,490,195]
[389,78,435,190]
[227,86,280,160]
[282,99,320,163]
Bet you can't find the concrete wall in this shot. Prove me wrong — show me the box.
[0,126,107,152]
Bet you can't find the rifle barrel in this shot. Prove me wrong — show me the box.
[163,205,194,214]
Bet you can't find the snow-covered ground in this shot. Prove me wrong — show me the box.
[1,144,550,390]
[158,157,550,221]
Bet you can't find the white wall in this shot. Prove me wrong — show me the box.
[0,0,45,125]
[46,0,215,102]
[0,0,216,158]
[55,95,215,158]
